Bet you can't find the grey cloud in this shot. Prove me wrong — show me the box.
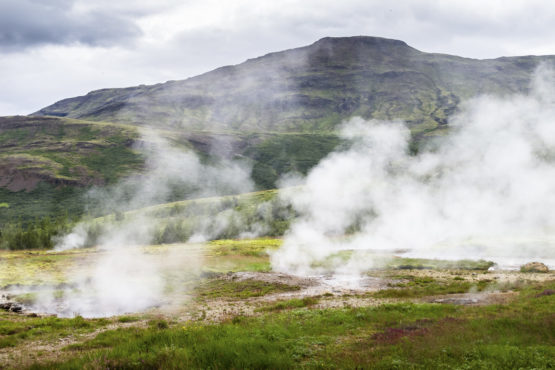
[0,0,142,51]
[3,0,555,116]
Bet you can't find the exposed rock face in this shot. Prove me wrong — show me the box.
[520,262,549,273]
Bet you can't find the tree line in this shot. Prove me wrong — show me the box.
[0,215,73,250]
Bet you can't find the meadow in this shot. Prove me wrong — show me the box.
[1,238,553,369]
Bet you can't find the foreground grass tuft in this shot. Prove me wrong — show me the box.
[0,313,109,349]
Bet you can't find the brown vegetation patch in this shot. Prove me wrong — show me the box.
[428,291,518,305]
[535,289,555,297]
[372,319,434,344]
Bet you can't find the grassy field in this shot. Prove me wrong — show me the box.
[0,238,553,368]
[42,289,554,369]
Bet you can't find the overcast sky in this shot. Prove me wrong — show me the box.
[1,0,554,116]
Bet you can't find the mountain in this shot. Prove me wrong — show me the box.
[34,36,555,133]
[3,36,555,223]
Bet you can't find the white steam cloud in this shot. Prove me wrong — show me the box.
[42,129,254,317]
[272,64,555,275]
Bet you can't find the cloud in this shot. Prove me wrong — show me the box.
[2,0,555,115]
[0,0,142,50]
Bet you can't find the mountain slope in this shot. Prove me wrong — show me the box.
[0,116,142,191]
[0,115,340,223]
[34,36,555,133]
[0,116,145,223]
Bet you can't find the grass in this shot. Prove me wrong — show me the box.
[117,316,141,323]
[208,238,282,257]
[0,313,109,349]
[312,251,495,273]
[371,275,492,298]
[80,145,143,184]
[195,278,300,300]
[0,182,86,225]
[0,244,552,368]
[255,297,320,312]
[0,247,96,287]
[0,238,504,289]
[245,133,342,188]
[27,280,554,369]
[386,257,495,271]
[0,239,281,289]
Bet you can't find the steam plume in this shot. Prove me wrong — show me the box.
[41,129,254,317]
[272,64,555,275]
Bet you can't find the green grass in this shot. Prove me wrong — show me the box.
[32,281,554,369]
[0,313,109,349]
[195,278,300,300]
[0,182,86,225]
[208,238,282,257]
[0,248,78,287]
[386,257,495,271]
[80,145,143,184]
[117,316,141,323]
[0,243,552,368]
[245,133,342,188]
[313,251,495,273]
[256,297,320,312]
[371,275,493,298]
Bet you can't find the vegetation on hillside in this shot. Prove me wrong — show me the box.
[0,116,144,224]
[0,189,290,250]
[0,116,142,187]
[0,214,73,250]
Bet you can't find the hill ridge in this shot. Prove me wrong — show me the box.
[33,35,555,133]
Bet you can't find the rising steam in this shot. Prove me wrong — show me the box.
[40,129,255,317]
[272,64,555,275]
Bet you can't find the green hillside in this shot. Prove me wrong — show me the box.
[0,116,339,224]
[0,116,143,223]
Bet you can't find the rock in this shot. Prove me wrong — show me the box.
[520,262,549,273]
[0,302,23,313]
